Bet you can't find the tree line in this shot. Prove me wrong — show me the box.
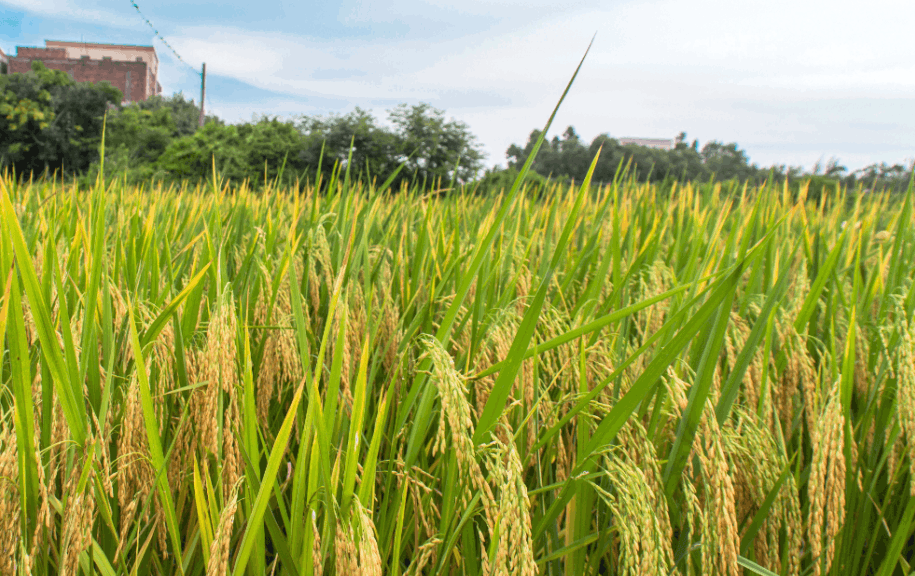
[1,61,911,194]
[1,61,485,190]
[496,127,913,195]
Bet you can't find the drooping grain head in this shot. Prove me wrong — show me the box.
[423,336,496,525]
[483,432,537,576]
[0,425,20,575]
[207,486,239,576]
[806,384,846,576]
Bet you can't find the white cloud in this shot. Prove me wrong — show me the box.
[162,4,915,170]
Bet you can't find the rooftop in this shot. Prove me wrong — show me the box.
[44,40,157,52]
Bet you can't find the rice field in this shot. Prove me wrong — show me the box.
[2,158,914,576]
[3,64,915,573]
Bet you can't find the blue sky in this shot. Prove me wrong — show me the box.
[3,0,915,172]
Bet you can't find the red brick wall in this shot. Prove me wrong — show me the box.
[16,47,67,59]
[8,59,37,75]
[8,51,153,101]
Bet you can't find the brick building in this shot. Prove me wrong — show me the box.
[6,40,162,102]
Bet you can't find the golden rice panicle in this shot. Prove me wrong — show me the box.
[617,419,674,564]
[207,287,239,395]
[853,324,871,399]
[666,370,738,576]
[207,485,240,576]
[0,424,20,575]
[28,446,52,572]
[117,375,153,511]
[777,320,818,441]
[252,266,304,428]
[807,383,846,576]
[695,406,739,576]
[893,306,915,495]
[371,247,402,378]
[49,392,69,488]
[422,336,496,524]
[171,348,203,486]
[728,409,802,575]
[334,516,359,575]
[356,501,382,576]
[192,288,238,461]
[472,308,532,420]
[222,387,243,498]
[484,433,536,576]
[312,512,324,576]
[725,310,764,416]
[406,537,443,576]
[146,305,177,402]
[115,374,162,552]
[402,467,439,542]
[61,469,97,576]
[596,441,672,575]
[375,285,403,377]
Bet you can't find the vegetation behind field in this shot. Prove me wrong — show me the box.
[3,61,913,195]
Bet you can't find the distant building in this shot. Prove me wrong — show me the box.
[618,137,675,151]
[6,40,162,102]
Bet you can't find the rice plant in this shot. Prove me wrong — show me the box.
[2,62,915,576]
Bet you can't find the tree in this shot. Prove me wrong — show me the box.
[297,108,400,184]
[389,103,484,187]
[507,127,706,186]
[237,116,310,184]
[700,141,755,182]
[0,61,121,175]
[506,126,592,182]
[105,105,176,165]
[155,117,309,186]
[134,93,220,138]
[155,122,250,183]
[824,156,847,178]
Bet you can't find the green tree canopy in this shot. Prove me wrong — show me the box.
[0,61,121,175]
[389,103,484,187]
[297,107,400,184]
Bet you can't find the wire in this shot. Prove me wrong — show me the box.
[128,0,201,76]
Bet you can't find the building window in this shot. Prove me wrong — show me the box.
[81,55,90,60]
[102,56,112,61]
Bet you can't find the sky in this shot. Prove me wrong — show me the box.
[2,0,914,173]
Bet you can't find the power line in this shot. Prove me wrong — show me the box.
[128,0,200,76]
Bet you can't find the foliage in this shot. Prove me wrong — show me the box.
[700,140,756,181]
[0,60,121,175]
[133,92,222,137]
[296,107,401,184]
[154,121,252,182]
[506,126,766,185]
[96,102,487,191]
[388,102,485,186]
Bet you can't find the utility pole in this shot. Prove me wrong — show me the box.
[198,62,206,128]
